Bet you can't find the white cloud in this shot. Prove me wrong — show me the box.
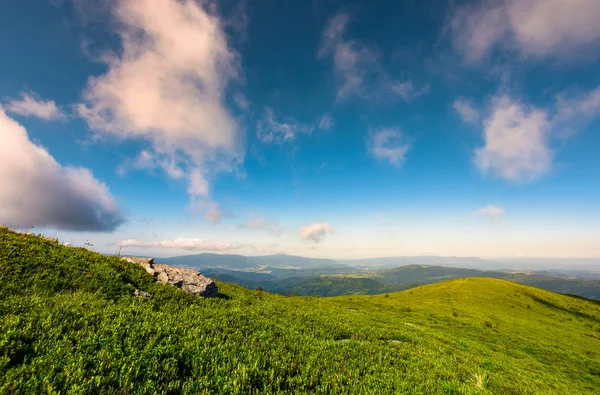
[450,0,600,62]
[132,150,185,179]
[391,81,430,101]
[241,214,285,236]
[233,92,250,111]
[0,108,123,231]
[299,222,334,243]
[475,95,551,183]
[257,108,314,144]
[319,12,378,101]
[319,11,427,102]
[368,128,410,166]
[475,204,505,224]
[186,199,226,225]
[318,114,334,130]
[120,237,241,251]
[76,0,242,199]
[187,169,210,197]
[555,87,600,122]
[453,98,479,124]
[5,92,66,121]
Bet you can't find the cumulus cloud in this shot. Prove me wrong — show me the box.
[475,95,551,183]
[257,108,314,144]
[318,114,334,130]
[450,0,600,62]
[475,204,505,224]
[120,237,241,251]
[299,223,334,243]
[453,98,479,124]
[319,11,427,102]
[241,214,285,236]
[76,0,242,199]
[0,108,123,231]
[368,128,410,166]
[5,92,66,121]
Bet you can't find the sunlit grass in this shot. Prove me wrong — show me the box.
[1,227,599,394]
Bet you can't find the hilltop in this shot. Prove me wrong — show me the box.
[1,228,599,394]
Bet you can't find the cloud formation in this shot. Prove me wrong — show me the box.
[0,108,123,231]
[555,87,600,122]
[5,92,66,121]
[319,11,427,102]
[76,0,242,199]
[368,128,410,166]
[318,114,334,130]
[120,237,241,251]
[475,95,551,183]
[450,0,600,62]
[391,81,431,102]
[475,204,505,224]
[299,222,334,243]
[453,98,479,124]
[257,108,314,144]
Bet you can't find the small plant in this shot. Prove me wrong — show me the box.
[473,372,489,390]
[452,312,458,317]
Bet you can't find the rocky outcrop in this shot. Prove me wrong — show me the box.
[122,256,218,297]
[153,264,219,297]
[122,257,155,276]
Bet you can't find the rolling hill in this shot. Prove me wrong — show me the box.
[1,228,600,394]
[200,264,600,299]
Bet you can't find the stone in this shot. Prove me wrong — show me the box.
[153,264,218,297]
[122,256,155,276]
[121,256,218,297]
[134,289,152,299]
[42,236,59,243]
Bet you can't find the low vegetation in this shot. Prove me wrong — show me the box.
[1,228,599,394]
[204,265,600,299]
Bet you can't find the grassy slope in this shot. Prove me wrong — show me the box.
[1,228,599,394]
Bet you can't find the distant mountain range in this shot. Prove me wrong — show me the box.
[155,253,600,300]
[158,253,350,270]
[157,252,600,273]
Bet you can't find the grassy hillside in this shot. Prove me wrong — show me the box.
[202,265,600,299]
[1,228,600,394]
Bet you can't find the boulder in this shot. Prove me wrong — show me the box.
[153,264,219,297]
[122,256,155,276]
[121,256,218,297]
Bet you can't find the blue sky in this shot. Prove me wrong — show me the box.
[1,0,599,259]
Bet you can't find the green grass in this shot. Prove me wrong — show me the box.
[1,228,599,394]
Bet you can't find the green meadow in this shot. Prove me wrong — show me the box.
[1,228,599,394]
